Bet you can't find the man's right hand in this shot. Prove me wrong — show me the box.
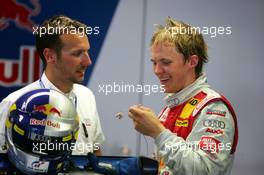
[128,105,165,138]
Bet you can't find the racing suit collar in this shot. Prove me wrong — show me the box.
[165,73,210,108]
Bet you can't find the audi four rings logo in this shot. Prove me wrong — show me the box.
[203,119,226,129]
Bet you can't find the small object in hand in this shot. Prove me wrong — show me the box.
[115,112,124,120]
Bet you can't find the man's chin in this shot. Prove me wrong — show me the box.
[161,85,170,93]
[163,88,174,94]
[163,88,170,93]
[73,78,84,84]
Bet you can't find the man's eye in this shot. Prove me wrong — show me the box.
[72,52,82,56]
[161,61,171,65]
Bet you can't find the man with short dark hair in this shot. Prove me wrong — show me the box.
[0,15,105,155]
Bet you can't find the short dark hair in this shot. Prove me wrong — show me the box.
[35,15,87,69]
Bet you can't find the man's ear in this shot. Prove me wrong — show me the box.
[188,55,199,68]
[43,48,57,64]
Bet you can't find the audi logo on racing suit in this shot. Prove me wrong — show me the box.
[203,119,226,129]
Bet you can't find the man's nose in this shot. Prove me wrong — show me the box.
[82,53,92,66]
[154,63,163,75]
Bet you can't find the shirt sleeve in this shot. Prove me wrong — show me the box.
[0,100,13,152]
[93,108,105,146]
[89,92,105,146]
[155,100,235,175]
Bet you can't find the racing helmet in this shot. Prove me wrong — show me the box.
[5,89,79,174]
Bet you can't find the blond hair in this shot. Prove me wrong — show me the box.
[151,17,208,76]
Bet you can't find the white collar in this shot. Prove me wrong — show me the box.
[39,72,76,99]
[165,73,210,108]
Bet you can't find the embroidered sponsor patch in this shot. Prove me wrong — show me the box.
[179,98,201,119]
[205,128,224,135]
[203,119,226,129]
[199,136,221,154]
[175,119,189,127]
[206,109,226,117]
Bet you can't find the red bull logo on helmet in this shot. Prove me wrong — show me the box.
[33,104,61,117]
[29,118,60,129]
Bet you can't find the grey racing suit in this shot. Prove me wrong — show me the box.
[155,73,238,175]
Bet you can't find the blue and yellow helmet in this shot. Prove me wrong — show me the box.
[5,89,79,174]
